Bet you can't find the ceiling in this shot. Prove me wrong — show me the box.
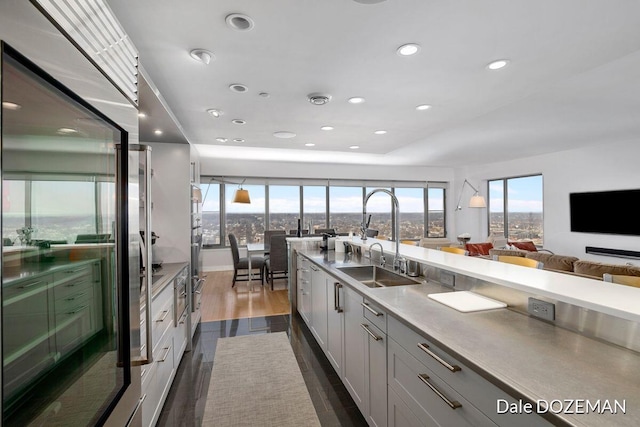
[107,0,640,167]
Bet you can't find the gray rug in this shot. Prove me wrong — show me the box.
[202,332,321,427]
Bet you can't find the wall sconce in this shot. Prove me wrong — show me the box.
[232,179,251,204]
[456,179,486,210]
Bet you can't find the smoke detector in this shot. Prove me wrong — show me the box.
[307,93,332,106]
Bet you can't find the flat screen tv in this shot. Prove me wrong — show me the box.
[570,189,640,236]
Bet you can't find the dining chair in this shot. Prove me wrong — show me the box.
[438,246,469,255]
[314,228,336,235]
[265,234,288,290]
[493,255,543,269]
[228,233,265,288]
[603,273,640,288]
[263,229,286,254]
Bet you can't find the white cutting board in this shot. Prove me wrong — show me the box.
[428,291,507,313]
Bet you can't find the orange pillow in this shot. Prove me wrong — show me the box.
[509,241,537,252]
[465,242,493,256]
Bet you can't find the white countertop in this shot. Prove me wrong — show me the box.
[343,237,640,323]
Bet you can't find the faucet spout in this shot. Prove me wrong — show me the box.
[363,188,406,273]
[368,242,386,267]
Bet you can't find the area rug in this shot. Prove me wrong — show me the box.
[202,332,321,427]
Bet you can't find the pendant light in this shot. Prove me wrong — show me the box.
[232,180,251,204]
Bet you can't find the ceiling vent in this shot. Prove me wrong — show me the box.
[307,93,332,106]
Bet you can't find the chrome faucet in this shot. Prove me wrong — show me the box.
[362,189,407,273]
[368,242,386,267]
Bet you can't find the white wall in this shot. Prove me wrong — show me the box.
[455,139,640,262]
[148,142,191,264]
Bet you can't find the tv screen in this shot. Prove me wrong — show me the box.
[570,189,640,236]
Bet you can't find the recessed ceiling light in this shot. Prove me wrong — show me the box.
[138,112,146,118]
[229,84,248,93]
[305,143,315,147]
[321,126,334,131]
[307,92,332,105]
[397,43,420,56]
[487,59,509,70]
[273,131,296,139]
[2,101,21,110]
[259,92,270,98]
[207,109,223,118]
[57,127,78,134]
[349,145,360,149]
[154,129,163,135]
[374,130,387,135]
[189,49,214,64]
[348,97,365,104]
[216,137,228,143]
[231,119,246,125]
[233,138,245,143]
[225,13,255,31]
[416,104,432,111]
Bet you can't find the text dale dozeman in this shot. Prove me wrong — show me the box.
[497,399,626,415]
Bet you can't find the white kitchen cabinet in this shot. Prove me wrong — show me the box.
[326,280,344,376]
[309,264,328,349]
[387,316,551,427]
[342,284,368,415]
[388,385,423,427]
[363,302,387,427]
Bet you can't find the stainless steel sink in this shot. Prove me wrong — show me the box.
[336,265,422,288]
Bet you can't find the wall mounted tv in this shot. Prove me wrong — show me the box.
[570,189,640,236]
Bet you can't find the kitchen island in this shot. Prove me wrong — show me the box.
[290,238,640,427]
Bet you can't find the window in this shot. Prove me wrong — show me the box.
[302,186,326,232]
[2,180,26,244]
[365,187,392,239]
[329,186,362,235]
[200,177,448,247]
[225,184,265,245]
[395,187,425,239]
[268,186,300,232]
[426,187,445,238]
[489,175,543,244]
[201,182,221,246]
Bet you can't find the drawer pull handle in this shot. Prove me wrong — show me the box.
[361,302,383,317]
[417,343,461,372]
[310,265,319,271]
[180,313,188,324]
[361,324,382,341]
[417,374,462,410]
[158,345,172,362]
[66,305,88,315]
[19,281,45,289]
[334,282,343,313]
[156,310,170,322]
[65,292,87,301]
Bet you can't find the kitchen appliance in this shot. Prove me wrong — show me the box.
[1,34,141,426]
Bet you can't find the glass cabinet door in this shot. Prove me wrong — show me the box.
[2,45,131,426]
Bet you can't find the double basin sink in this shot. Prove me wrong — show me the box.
[337,265,422,288]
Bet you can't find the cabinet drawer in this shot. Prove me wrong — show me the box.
[3,275,50,303]
[54,275,93,301]
[388,337,496,427]
[389,317,551,426]
[152,297,174,353]
[388,384,423,427]
[55,288,93,314]
[362,298,386,333]
[53,263,94,283]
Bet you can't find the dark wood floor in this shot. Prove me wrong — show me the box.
[156,314,367,426]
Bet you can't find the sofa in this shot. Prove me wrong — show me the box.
[488,248,640,280]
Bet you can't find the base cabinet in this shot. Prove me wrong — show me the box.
[326,281,344,376]
[309,264,328,349]
[342,284,368,414]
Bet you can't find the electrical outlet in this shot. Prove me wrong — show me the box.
[528,297,555,321]
[440,271,455,288]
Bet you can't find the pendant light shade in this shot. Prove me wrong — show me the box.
[233,188,251,204]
